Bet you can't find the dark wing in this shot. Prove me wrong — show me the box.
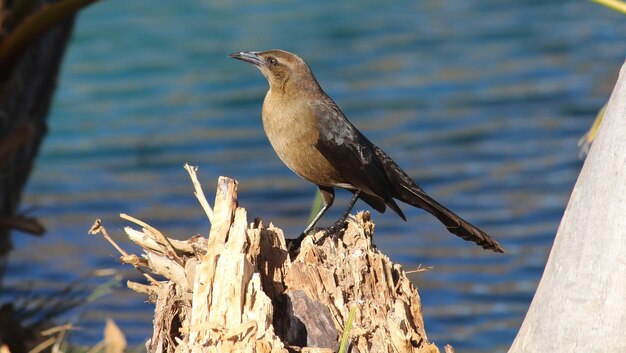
[309,96,406,219]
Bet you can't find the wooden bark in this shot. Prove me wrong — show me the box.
[509,61,626,351]
[0,2,75,259]
[105,174,441,353]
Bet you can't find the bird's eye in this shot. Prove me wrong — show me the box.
[267,57,278,67]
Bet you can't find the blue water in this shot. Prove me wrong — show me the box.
[5,0,626,351]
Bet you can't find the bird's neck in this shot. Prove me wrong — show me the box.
[267,81,321,102]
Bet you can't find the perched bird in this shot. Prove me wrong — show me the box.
[230,49,504,253]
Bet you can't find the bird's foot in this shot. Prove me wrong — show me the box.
[314,219,348,245]
[287,232,307,252]
[288,220,348,250]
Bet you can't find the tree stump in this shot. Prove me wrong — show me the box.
[95,172,440,353]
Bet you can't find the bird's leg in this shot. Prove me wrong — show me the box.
[303,204,330,235]
[289,186,334,250]
[316,190,361,245]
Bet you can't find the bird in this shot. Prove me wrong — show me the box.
[229,49,504,253]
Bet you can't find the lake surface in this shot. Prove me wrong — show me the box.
[5,0,626,351]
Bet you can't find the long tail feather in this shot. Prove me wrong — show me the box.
[400,185,505,253]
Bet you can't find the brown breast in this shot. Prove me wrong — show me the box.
[261,90,348,187]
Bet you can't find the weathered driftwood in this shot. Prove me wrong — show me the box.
[99,170,440,353]
[509,61,626,352]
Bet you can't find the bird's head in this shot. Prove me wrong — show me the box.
[229,49,318,93]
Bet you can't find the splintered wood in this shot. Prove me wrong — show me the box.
[112,172,440,353]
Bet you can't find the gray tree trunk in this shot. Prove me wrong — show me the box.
[509,61,626,352]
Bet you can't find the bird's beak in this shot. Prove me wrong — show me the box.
[229,51,263,67]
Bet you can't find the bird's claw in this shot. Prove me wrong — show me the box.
[314,233,328,246]
[287,232,308,252]
[289,219,348,249]
[314,220,348,245]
